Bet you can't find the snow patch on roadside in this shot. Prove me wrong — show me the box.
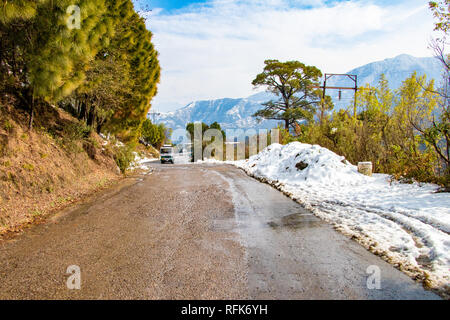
[99,134,156,172]
[196,158,223,164]
[130,152,156,171]
[221,142,449,295]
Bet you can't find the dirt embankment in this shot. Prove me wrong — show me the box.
[0,101,122,237]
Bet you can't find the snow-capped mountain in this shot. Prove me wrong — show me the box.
[155,54,444,130]
[327,54,443,107]
[156,92,279,130]
[347,54,443,89]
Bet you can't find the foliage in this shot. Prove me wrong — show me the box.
[0,0,42,23]
[113,144,135,174]
[88,3,160,139]
[429,0,450,33]
[297,73,448,185]
[426,0,450,180]
[186,122,226,141]
[141,119,167,149]
[63,121,92,141]
[251,59,332,130]
[3,120,14,133]
[186,122,226,159]
[0,0,160,137]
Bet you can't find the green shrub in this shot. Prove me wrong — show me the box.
[113,144,135,174]
[63,122,92,141]
[87,136,100,148]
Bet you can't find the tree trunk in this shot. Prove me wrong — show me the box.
[285,119,289,131]
[28,94,34,131]
[96,122,103,135]
[87,104,96,128]
[79,101,86,121]
[75,99,81,118]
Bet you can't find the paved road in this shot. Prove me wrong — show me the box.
[0,162,440,299]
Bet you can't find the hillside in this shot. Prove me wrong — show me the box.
[156,54,444,130]
[0,99,143,236]
[0,0,161,236]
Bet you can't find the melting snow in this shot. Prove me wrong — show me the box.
[224,142,449,291]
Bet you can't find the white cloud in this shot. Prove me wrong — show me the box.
[145,0,436,112]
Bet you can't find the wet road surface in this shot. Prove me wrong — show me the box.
[0,162,440,299]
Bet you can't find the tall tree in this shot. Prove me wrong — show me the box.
[427,1,450,181]
[141,119,167,149]
[428,0,449,84]
[101,5,160,140]
[58,0,160,140]
[0,0,160,136]
[252,59,326,130]
[1,0,111,128]
[0,0,42,23]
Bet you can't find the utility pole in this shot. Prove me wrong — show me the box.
[314,73,358,118]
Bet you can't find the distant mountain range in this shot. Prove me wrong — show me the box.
[155,92,279,131]
[155,54,444,131]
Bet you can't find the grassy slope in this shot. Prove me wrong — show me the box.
[0,99,122,236]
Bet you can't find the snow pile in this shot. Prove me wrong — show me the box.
[237,142,369,187]
[99,133,125,148]
[173,152,191,164]
[130,152,155,171]
[197,158,223,164]
[232,142,450,293]
[99,134,155,171]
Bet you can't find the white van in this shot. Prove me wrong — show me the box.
[160,145,174,164]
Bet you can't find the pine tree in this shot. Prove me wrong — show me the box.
[252,60,325,131]
[1,0,113,128]
[103,4,160,140]
[0,0,43,23]
[27,0,111,103]
[1,0,160,135]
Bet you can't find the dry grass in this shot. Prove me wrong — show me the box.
[0,100,121,235]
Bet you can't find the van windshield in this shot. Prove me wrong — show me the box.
[160,148,172,154]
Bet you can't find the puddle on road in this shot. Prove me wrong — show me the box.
[268,213,322,230]
[212,213,322,233]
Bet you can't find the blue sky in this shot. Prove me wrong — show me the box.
[135,0,438,112]
[134,0,398,12]
[134,0,209,12]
